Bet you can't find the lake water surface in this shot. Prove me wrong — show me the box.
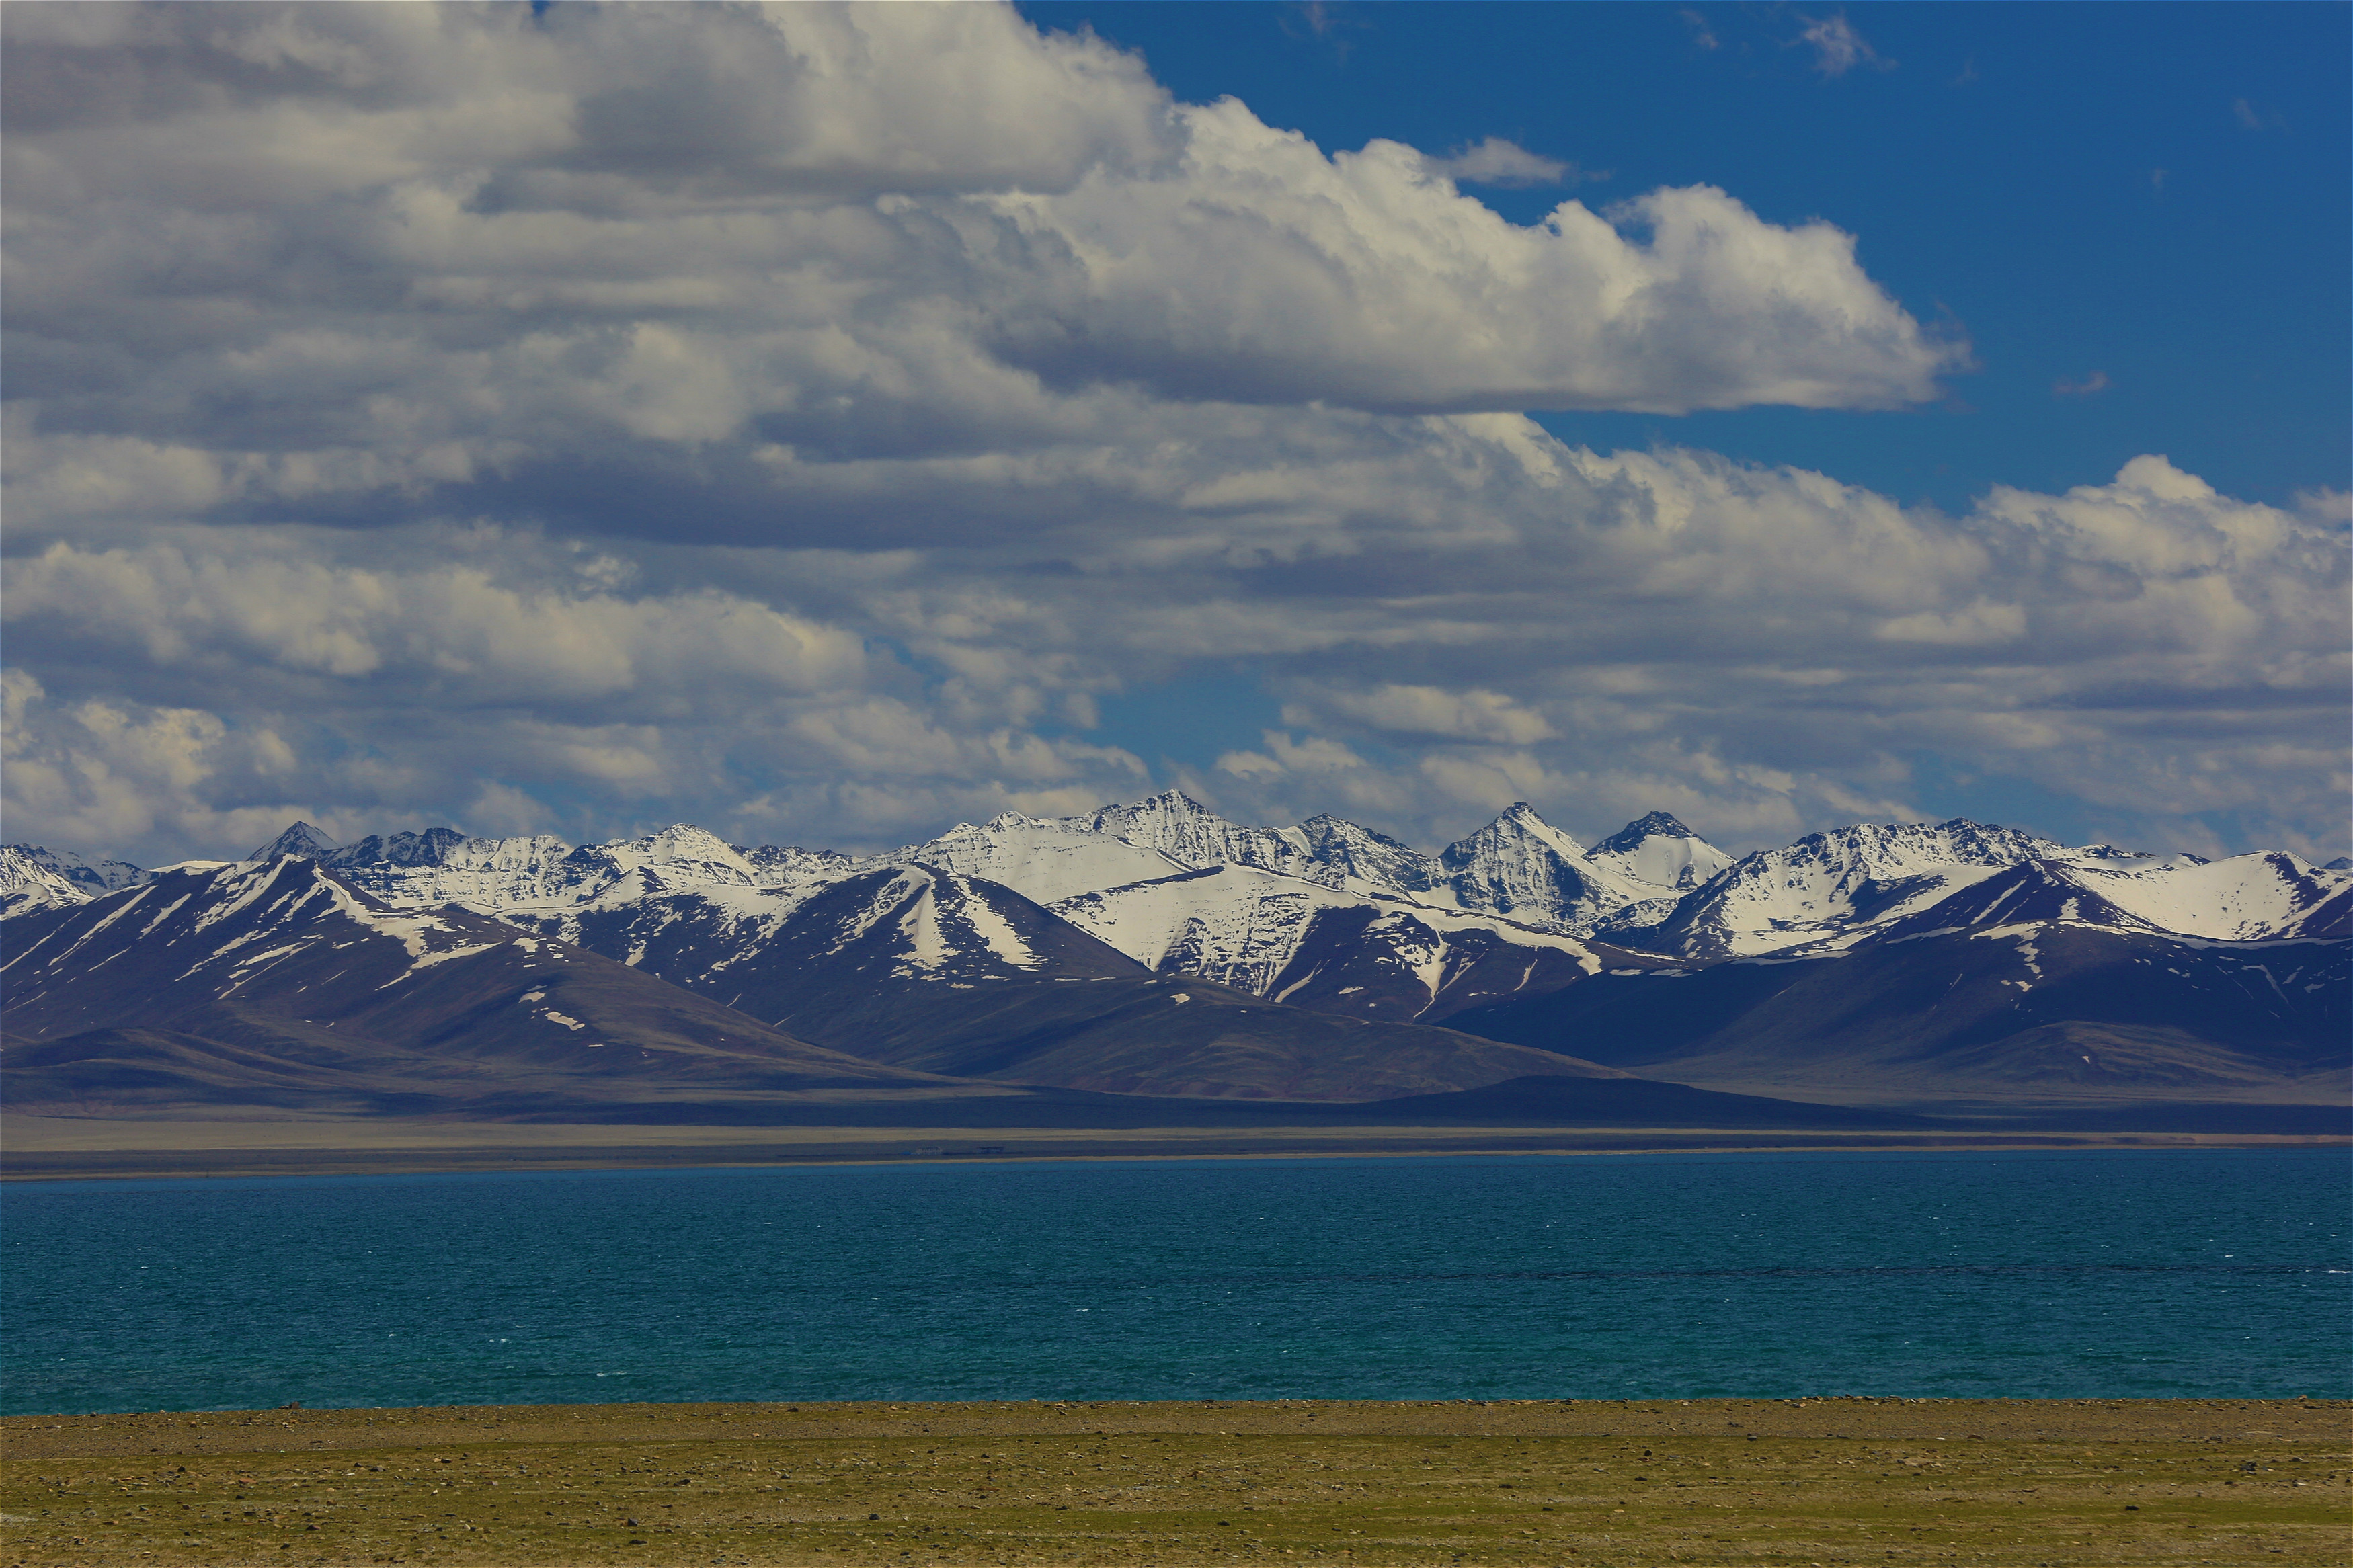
[4,1147,2345,1415]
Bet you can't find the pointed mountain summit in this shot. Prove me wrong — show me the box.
[246,822,340,861]
[562,823,770,890]
[1596,811,1702,848]
[1,843,149,897]
[1438,802,1648,932]
[1291,814,1445,895]
[1,846,92,917]
[1586,811,1736,893]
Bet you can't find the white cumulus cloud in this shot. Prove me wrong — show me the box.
[0,2,2340,866]
[1419,137,1582,188]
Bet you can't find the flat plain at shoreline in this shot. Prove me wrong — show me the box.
[1,1399,2344,1567]
[3,1112,2340,1180]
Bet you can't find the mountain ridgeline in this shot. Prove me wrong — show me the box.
[3,792,2346,1128]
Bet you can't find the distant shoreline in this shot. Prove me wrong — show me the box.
[7,1393,2346,1446]
[3,1111,2339,1182]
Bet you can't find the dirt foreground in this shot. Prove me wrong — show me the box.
[1,1397,2344,1567]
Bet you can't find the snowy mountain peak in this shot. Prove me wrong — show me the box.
[1436,803,1644,931]
[0,845,91,916]
[1620,816,2082,960]
[2061,849,2353,942]
[1882,817,2055,861]
[1441,802,1589,868]
[1596,811,1702,851]
[1728,817,2061,886]
[616,823,752,868]
[1086,789,1224,839]
[323,827,465,870]
[783,863,1113,983]
[1085,790,1331,882]
[1587,811,1736,893]
[317,831,582,907]
[1,843,150,895]
[1291,814,1445,893]
[896,811,1192,905]
[548,825,779,899]
[1116,787,1209,817]
[247,821,341,862]
[738,842,859,882]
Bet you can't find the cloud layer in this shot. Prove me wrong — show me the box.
[3,1,2342,865]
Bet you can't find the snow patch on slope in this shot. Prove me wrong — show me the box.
[1585,811,1737,892]
[1052,862,1607,1003]
[897,812,1190,903]
[955,882,1043,970]
[2065,850,2353,940]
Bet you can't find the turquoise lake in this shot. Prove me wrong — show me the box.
[3,1147,2346,1415]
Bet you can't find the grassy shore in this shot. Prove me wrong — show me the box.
[2,1398,2344,1567]
[4,1111,2338,1182]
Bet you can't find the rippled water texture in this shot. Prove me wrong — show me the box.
[4,1148,2346,1415]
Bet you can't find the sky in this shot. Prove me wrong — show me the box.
[2,0,2346,868]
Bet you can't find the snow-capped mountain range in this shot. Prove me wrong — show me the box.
[9,790,2348,981]
[5,790,2346,1110]
[1601,819,2349,958]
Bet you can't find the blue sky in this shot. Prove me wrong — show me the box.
[3,1,2346,865]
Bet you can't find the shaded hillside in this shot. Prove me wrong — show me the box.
[1446,918,2348,1104]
